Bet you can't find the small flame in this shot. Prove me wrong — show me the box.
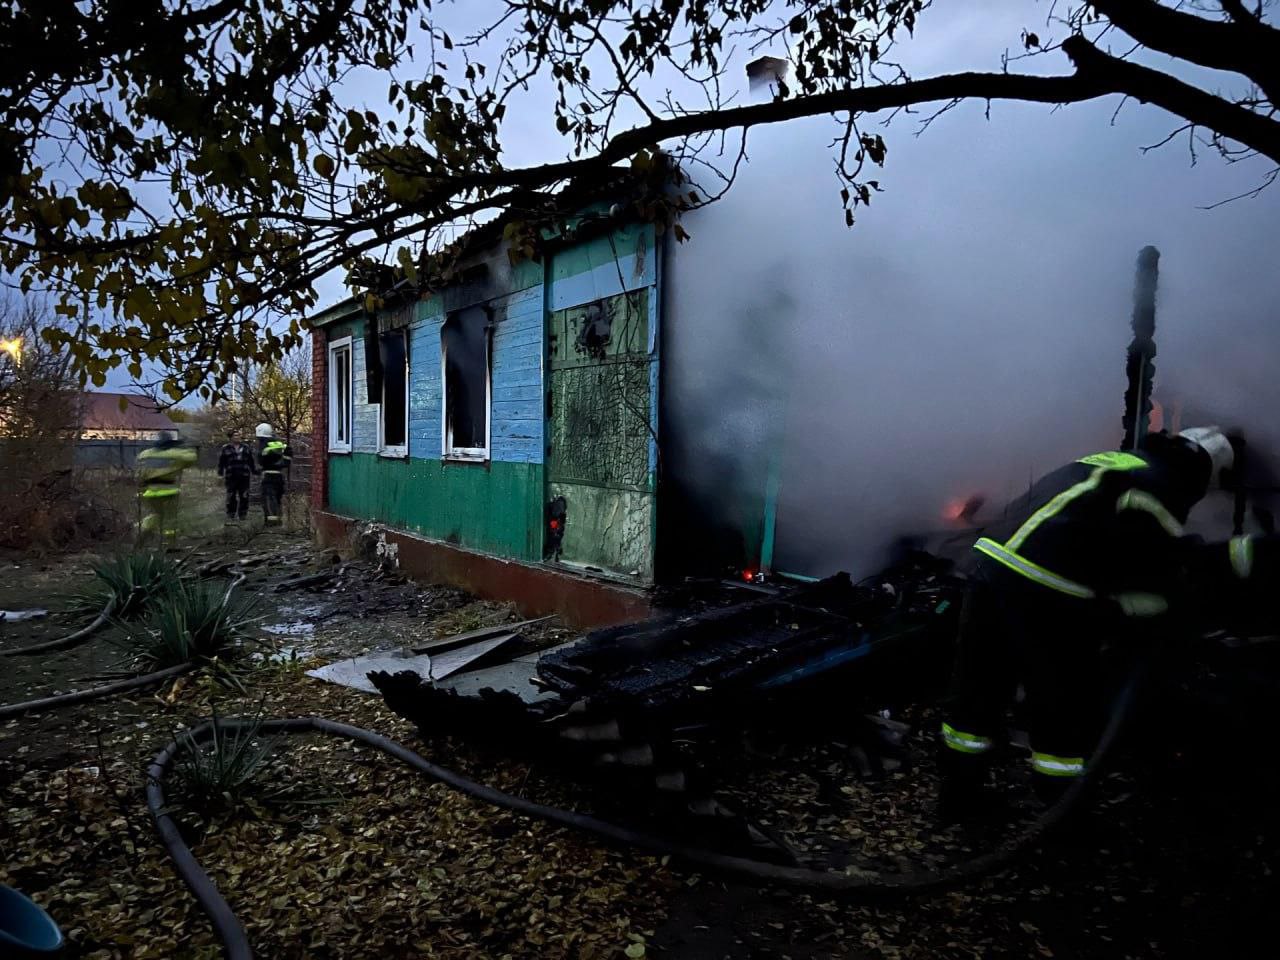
[942,493,985,524]
[0,337,21,364]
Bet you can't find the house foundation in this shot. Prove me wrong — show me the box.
[313,510,652,629]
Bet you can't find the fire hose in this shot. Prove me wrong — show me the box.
[147,681,1138,960]
[0,576,244,720]
[0,665,193,721]
[0,597,118,658]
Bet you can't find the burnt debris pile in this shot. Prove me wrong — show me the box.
[371,553,963,857]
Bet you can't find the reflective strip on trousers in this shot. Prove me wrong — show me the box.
[1030,752,1085,777]
[1115,489,1183,537]
[1230,535,1255,579]
[941,722,993,755]
[973,538,1096,599]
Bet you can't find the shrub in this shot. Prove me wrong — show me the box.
[171,711,280,815]
[82,550,182,620]
[115,576,257,669]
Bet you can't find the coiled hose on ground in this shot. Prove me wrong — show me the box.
[148,683,1138,960]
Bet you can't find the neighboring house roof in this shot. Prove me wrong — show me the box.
[79,392,177,434]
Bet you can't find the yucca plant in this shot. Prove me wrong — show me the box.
[115,577,258,669]
[78,550,182,621]
[171,710,280,816]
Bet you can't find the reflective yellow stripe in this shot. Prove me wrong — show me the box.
[1006,468,1108,551]
[941,723,993,755]
[1077,452,1147,471]
[1030,752,1085,777]
[1114,592,1169,617]
[974,538,1096,599]
[1230,535,1255,579]
[140,487,179,498]
[1116,490,1183,537]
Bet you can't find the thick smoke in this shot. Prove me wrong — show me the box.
[663,90,1280,578]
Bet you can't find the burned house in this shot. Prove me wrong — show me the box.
[309,163,1266,628]
[309,192,665,626]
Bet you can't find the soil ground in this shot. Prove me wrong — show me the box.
[2,516,1278,959]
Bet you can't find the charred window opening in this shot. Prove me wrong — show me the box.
[378,329,408,455]
[442,306,490,460]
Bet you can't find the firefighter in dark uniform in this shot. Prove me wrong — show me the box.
[217,429,257,522]
[940,426,1235,809]
[256,422,291,525]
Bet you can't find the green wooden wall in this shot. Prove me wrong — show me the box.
[328,453,544,562]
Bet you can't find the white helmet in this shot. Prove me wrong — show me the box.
[1179,426,1234,487]
[255,422,274,439]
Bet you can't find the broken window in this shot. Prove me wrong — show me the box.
[378,329,408,456]
[328,336,352,453]
[442,306,490,460]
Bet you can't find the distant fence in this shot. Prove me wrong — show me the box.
[75,439,206,469]
[73,438,309,491]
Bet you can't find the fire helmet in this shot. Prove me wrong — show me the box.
[255,422,274,439]
[1179,426,1234,487]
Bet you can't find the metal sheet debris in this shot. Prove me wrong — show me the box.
[411,616,553,655]
[0,609,49,623]
[433,639,583,703]
[428,632,518,681]
[307,651,434,694]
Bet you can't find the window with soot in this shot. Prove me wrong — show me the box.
[442,306,490,460]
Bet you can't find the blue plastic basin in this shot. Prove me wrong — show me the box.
[0,884,63,956]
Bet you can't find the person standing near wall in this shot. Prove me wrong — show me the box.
[256,422,291,525]
[136,430,196,543]
[217,429,257,522]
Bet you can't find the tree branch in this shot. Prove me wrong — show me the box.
[1219,0,1263,24]
[1063,34,1280,165]
[1089,0,1280,106]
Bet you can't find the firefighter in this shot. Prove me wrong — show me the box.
[256,422,291,525]
[939,426,1235,811]
[136,430,197,543]
[217,429,257,522]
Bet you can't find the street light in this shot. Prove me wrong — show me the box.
[0,337,21,365]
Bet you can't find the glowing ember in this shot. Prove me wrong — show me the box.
[942,494,986,524]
